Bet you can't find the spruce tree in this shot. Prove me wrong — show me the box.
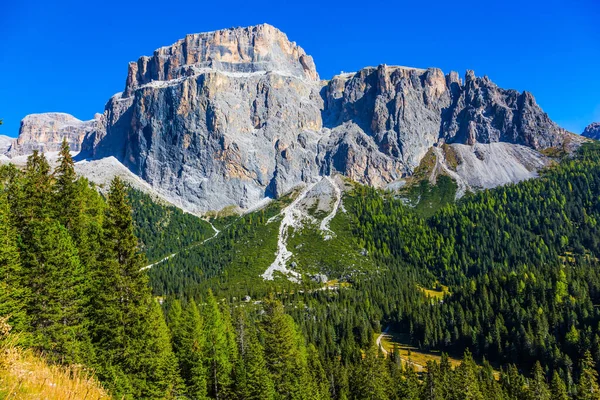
[172,299,208,399]
[233,308,274,400]
[203,289,233,399]
[550,371,569,400]
[89,177,180,399]
[528,362,551,400]
[577,351,600,400]
[54,138,78,231]
[455,350,484,400]
[0,189,27,331]
[27,220,87,364]
[261,299,312,399]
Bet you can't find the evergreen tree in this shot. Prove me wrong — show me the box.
[89,177,179,398]
[203,289,233,399]
[233,308,274,400]
[577,351,600,400]
[54,138,78,231]
[0,189,27,331]
[455,350,484,400]
[551,371,569,400]
[261,299,313,399]
[528,362,551,400]
[351,343,389,400]
[173,299,208,399]
[27,220,87,364]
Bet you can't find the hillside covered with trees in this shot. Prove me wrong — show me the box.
[4,139,600,399]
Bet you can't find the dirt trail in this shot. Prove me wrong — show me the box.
[376,326,425,372]
[141,220,220,271]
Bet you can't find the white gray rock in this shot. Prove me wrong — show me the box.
[8,113,103,156]
[583,122,600,140]
[7,24,578,213]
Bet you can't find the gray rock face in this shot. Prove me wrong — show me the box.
[583,122,600,140]
[0,135,13,154]
[10,24,576,213]
[8,113,103,156]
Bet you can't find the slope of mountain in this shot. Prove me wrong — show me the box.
[3,23,582,213]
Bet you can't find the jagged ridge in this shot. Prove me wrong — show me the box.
[4,24,580,213]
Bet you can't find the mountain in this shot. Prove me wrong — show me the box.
[3,23,581,213]
[583,122,600,139]
[7,113,102,156]
[0,135,12,154]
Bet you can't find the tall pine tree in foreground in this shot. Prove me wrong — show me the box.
[233,308,274,400]
[0,189,27,332]
[89,176,179,399]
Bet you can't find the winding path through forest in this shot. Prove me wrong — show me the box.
[376,326,425,372]
[141,220,220,270]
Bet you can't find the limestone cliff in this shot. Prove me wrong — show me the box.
[7,24,577,213]
[583,122,600,140]
[8,113,103,156]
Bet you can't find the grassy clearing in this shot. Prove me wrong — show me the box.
[399,175,458,218]
[418,283,450,301]
[376,326,500,378]
[376,330,462,371]
[0,336,108,399]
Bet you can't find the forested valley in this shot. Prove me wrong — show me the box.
[4,140,600,399]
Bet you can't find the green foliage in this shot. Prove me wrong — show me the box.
[128,187,214,262]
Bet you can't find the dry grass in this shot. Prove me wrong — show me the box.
[376,327,500,379]
[418,284,450,301]
[376,330,462,372]
[0,325,109,400]
[441,144,460,171]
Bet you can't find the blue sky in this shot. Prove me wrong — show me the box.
[1,0,598,137]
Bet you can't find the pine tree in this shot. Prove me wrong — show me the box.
[203,289,233,399]
[528,362,551,400]
[577,351,600,400]
[261,299,312,399]
[233,308,274,400]
[89,177,180,398]
[550,371,569,400]
[0,189,27,331]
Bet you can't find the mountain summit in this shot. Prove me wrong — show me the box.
[4,24,581,213]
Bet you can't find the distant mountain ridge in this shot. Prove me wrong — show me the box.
[3,23,584,213]
[583,122,600,140]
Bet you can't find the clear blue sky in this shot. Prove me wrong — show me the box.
[1,0,599,137]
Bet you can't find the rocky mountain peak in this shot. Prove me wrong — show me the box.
[4,25,580,214]
[124,23,318,96]
[583,122,600,140]
[7,113,103,157]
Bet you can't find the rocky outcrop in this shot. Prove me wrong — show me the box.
[0,136,13,155]
[124,24,318,96]
[8,113,103,156]
[317,65,571,184]
[583,122,600,140]
[8,24,576,213]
